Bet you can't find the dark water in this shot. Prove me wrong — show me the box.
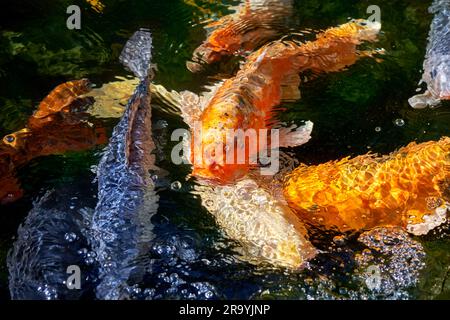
[1,0,450,299]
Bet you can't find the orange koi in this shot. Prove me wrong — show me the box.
[283,137,450,236]
[0,80,107,205]
[29,79,93,128]
[187,0,294,72]
[181,19,382,184]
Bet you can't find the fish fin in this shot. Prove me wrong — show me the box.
[280,72,301,102]
[119,29,153,80]
[202,81,225,100]
[35,79,93,119]
[408,90,441,109]
[278,121,314,148]
[357,48,386,59]
[150,83,184,116]
[181,133,192,164]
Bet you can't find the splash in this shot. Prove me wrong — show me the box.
[7,188,98,300]
[355,227,426,298]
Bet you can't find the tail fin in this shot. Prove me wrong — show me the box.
[119,29,153,80]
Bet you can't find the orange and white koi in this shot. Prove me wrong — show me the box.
[187,0,294,72]
[180,19,382,184]
[283,137,450,236]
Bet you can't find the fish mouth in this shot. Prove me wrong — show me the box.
[187,47,225,72]
[358,20,381,41]
[355,19,382,41]
[186,60,205,73]
[192,164,250,185]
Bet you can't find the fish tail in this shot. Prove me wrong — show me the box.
[119,29,153,80]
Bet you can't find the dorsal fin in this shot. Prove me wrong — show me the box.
[34,79,92,119]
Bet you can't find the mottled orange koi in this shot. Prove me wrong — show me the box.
[182,19,382,184]
[30,79,93,128]
[283,138,450,235]
[0,80,107,205]
[187,0,293,72]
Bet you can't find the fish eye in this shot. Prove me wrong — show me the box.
[4,135,15,143]
[359,21,368,26]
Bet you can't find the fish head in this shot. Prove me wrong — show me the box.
[187,45,225,73]
[190,104,252,183]
[188,26,242,73]
[2,128,31,152]
[424,56,450,101]
[191,130,250,184]
[192,162,250,185]
[338,19,382,43]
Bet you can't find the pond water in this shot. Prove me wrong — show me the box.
[1,0,450,299]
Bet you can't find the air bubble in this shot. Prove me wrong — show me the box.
[333,235,346,246]
[394,118,405,127]
[171,181,182,191]
[375,127,382,132]
[77,248,88,256]
[64,232,77,242]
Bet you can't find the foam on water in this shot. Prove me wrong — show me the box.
[7,187,98,300]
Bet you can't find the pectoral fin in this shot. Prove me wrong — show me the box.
[278,121,314,148]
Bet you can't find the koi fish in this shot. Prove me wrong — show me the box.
[409,0,450,109]
[90,29,159,300]
[29,79,93,128]
[181,19,382,184]
[148,82,316,268]
[187,0,294,72]
[283,137,450,236]
[196,178,316,269]
[0,80,106,205]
